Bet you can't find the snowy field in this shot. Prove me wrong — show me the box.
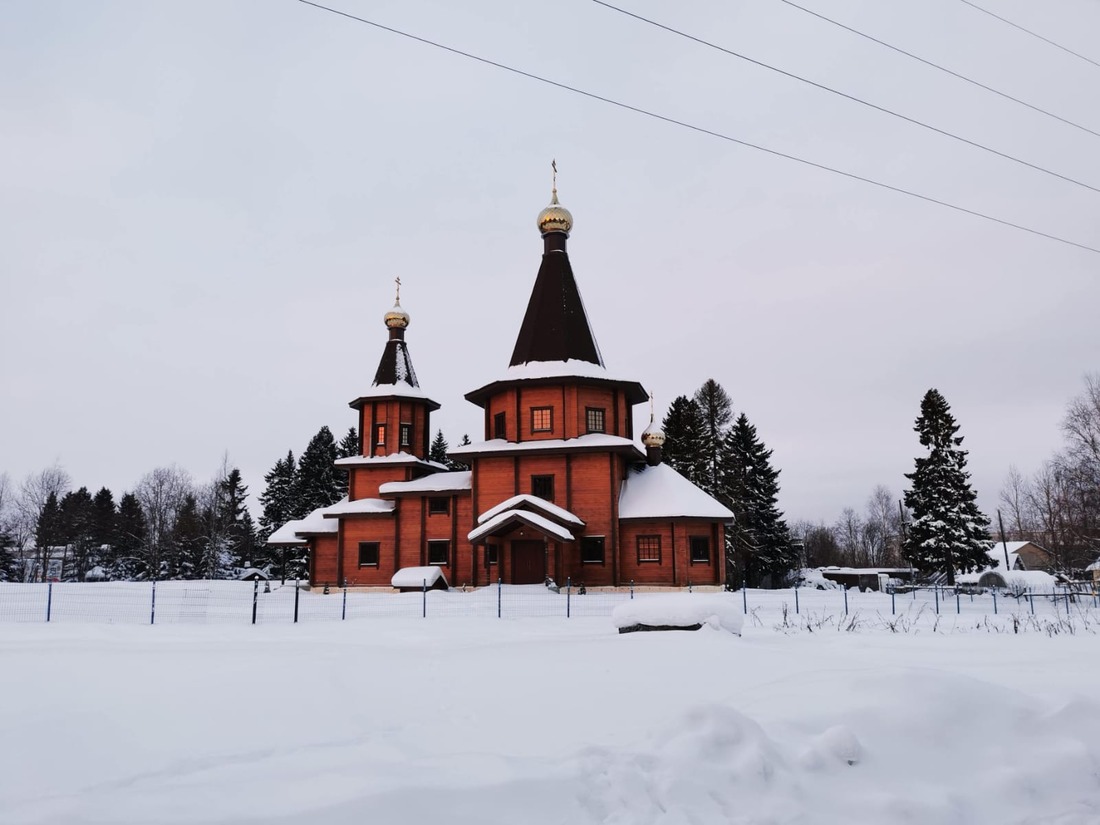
[2,600,1100,824]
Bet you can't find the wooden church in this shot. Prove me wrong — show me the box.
[268,181,733,588]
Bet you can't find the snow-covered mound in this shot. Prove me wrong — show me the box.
[612,594,744,635]
[391,566,448,590]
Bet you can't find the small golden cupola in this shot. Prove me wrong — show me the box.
[641,396,666,466]
[384,277,410,330]
[537,159,573,236]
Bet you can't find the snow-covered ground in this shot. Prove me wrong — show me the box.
[2,607,1099,824]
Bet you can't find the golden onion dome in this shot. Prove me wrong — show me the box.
[537,188,573,236]
[384,301,409,329]
[641,420,666,448]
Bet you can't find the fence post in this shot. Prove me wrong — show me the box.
[1029,588,1035,614]
[1066,588,1072,613]
[843,587,849,616]
[956,588,960,614]
[342,585,347,621]
[150,580,157,625]
[934,586,939,614]
[742,586,747,614]
[992,588,998,615]
[891,587,896,615]
[422,579,427,618]
[46,581,52,623]
[566,577,571,618]
[794,584,799,615]
[293,579,300,623]
[497,577,502,618]
[630,580,634,600]
[251,579,259,625]
[688,580,693,594]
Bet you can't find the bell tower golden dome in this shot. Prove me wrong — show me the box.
[537,159,573,236]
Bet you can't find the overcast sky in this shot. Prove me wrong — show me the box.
[2,0,1098,524]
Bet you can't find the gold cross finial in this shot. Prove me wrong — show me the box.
[649,392,655,423]
[394,276,402,305]
[551,159,557,195]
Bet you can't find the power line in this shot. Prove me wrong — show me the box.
[959,0,1100,70]
[295,0,1100,256]
[592,1,1100,195]
[774,0,1100,140]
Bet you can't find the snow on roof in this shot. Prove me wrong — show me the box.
[294,504,341,535]
[391,566,449,589]
[504,360,617,381]
[380,471,473,495]
[468,509,576,544]
[618,462,734,520]
[266,519,309,545]
[450,433,637,456]
[335,452,448,471]
[960,569,1057,590]
[321,497,395,517]
[351,382,434,401]
[612,594,744,635]
[477,494,584,527]
[986,542,1026,570]
[1087,559,1100,572]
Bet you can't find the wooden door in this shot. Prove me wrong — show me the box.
[511,540,545,584]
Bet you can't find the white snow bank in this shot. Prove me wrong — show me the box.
[612,594,744,635]
[391,566,448,589]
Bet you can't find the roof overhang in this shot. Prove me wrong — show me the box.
[468,509,576,544]
[464,375,648,408]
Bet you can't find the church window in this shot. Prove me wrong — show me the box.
[637,535,662,563]
[531,406,553,433]
[581,536,605,564]
[690,536,710,564]
[494,412,507,439]
[374,423,386,446]
[531,474,555,501]
[358,542,380,567]
[428,540,450,566]
[399,423,412,447]
[428,497,449,515]
[585,407,606,433]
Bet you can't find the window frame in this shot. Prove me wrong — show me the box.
[428,497,449,516]
[358,541,380,567]
[427,540,450,566]
[485,544,498,565]
[530,406,553,433]
[585,407,606,434]
[580,536,606,565]
[689,536,711,564]
[374,423,386,447]
[399,422,412,448]
[493,411,507,440]
[531,474,555,502]
[636,534,662,564]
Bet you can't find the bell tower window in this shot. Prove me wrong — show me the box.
[531,406,553,433]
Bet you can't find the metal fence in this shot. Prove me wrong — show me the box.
[0,579,1097,630]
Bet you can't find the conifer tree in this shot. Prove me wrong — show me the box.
[335,427,358,497]
[294,426,341,516]
[448,434,472,471]
[91,487,116,550]
[34,492,62,581]
[259,451,297,540]
[111,493,147,580]
[0,527,16,582]
[430,429,450,465]
[171,493,205,578]
[903,389,991,585]
[722,413,795,587]
[694,379,734,498]
[58,486,96,580]
[218,467,251,568]
[661,396,707,488]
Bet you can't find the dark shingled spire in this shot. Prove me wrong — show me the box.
[509,231,603,367]
[372,328,419,387]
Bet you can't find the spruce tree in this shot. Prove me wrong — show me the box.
[903,389,991,585]
[218,468,251,568]
[722,413,795,587]
[294,426,341,516]
[171,493,205,578]
[693,379,734,498]
[111,493,147,580]
[34,492,62,581]
[259,451,297,540]
[58,487,96,580]
[335,427,358,497]
[661,395,707,487]
[430,429,450,465]
[0,524,17,582]
[91,487,117,551]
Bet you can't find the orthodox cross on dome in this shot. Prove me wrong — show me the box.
[394,275,402,305]
[649,392,655,424]
[552,159,557,196]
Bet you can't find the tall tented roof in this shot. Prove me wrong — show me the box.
[372,337,419,387]
[509,234,603,367]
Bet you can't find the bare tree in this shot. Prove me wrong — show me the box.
[16,466,71,580]
[134,466,193,578]
[999,465,1032,539]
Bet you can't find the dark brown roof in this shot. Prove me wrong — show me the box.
[372,331,419,387]
[509,233,603,367]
